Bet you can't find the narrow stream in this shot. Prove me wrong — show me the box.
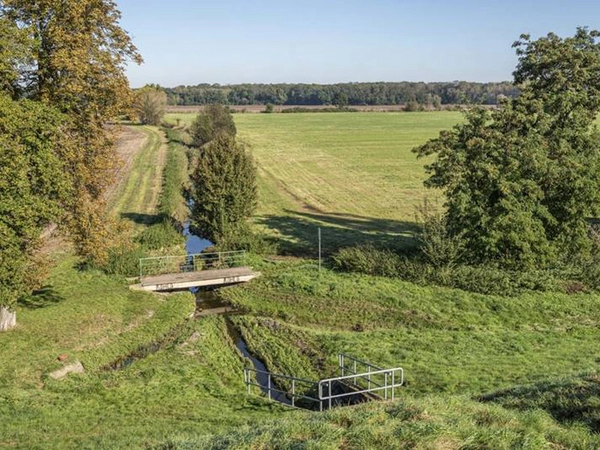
[183,216,291,404]
[225,318,293,405]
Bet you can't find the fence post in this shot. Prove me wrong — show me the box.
[318,228,322,272]
[384,372,388,400]
[391,371,395,400]
[353,360,357,385]
[368,366,371,390]
[328,382,332,410]
[339,354,344,377]
[292,379,296,408]
[268,374,272,400]
[319,381,323,412]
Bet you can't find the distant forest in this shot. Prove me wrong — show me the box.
[164,82,519,106]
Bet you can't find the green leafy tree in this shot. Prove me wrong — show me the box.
[134,85,167,125]
[190,104,236,147]
[0,93,71,330]
[1,0,142,264]
[415,28,600,269]
[189,136,257,244]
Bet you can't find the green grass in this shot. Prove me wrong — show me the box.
[222,260,600,397]
[165,112,462,254]
[161,394,600,449]
[0,257,287,448]
[4,112,600,448]
[481,372,600,433]
[109,125,165,227]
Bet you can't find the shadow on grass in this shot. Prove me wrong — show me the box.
[479,373,600,433]
[19,286,64,309]
[258,209,421,257]
[120,212,162,226]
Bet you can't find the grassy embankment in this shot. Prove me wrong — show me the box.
[0,126,285,448]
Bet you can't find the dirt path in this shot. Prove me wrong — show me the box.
[108,126,168,224]
[106,125,149,202]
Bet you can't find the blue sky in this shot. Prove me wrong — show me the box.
[117,0,599,87]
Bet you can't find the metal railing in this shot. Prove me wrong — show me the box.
[139,251,247,278]
[243,367,322,409]
[243,354,404,411]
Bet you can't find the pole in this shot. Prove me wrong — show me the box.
[318,227,322,272]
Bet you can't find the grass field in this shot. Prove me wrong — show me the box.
[108,125,167,227]
[166,112,462,254]
[4,113,600,448]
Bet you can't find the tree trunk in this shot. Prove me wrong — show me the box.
[0,306,16,332]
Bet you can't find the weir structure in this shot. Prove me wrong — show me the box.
[132,251,258,292]
[244,354,404,411]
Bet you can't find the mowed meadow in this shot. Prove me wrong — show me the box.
[166,112,463,253]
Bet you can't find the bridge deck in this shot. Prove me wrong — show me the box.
[137,266,257,292]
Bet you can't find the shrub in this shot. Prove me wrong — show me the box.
[215,225,278,256]
[332,244,561,296]
[418,206,463,268]
[100,244,146,277]
[332,244,400,277]
[137,220,183,251]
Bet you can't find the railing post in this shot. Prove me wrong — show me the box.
[292,379,295,408]
[339,354,344,377]
[319,381,323,412]
[268,374,272,400]
[328,382,332,410]
[391,371,395,400]
[368,366,371,390]
[384,372,388,400]
[353,360,357,385]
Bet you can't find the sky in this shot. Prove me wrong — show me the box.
[117,0,600,88]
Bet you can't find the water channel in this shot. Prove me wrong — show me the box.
[184,218,292,405]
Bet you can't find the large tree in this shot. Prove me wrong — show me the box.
[0,93,71,330]
[1,0,142,263]
[134,85,167,125]
[415,28,600,269]
[189,136,257,245]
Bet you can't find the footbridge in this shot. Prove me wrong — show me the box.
[133,251,258,292]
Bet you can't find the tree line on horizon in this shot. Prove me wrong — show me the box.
[164,81,519,107]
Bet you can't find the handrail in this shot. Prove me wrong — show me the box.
[243,354,404,411]
[138,250,247,278]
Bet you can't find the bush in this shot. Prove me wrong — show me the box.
[418,207,463,268]
[100,244,147,277]
[137,220,183,251]
[332,244,400,277]
[332,244,561,296]
[215,226,278,256]
[190,104,236,147]
[164,127,192,147]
